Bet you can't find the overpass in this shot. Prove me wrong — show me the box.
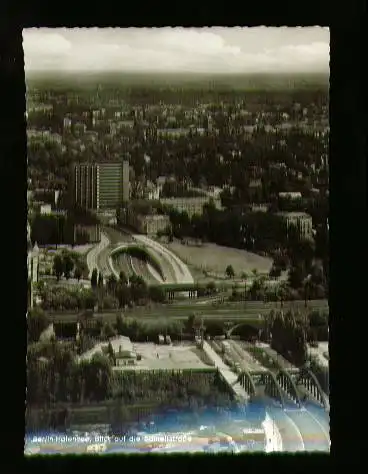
[223,339,328,411]
[202,340,329,450]
[237,367,328,412]
[285,368,330,412]
[201,338,327,412]
[94,228,194,288]
[201,341,250,402]
[238,370,298,407]
[90,230,328,310]
[108,243,167,283]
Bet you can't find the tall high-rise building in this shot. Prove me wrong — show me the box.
[70,162,98,209]
[122,159,130,203]
[70,160,130,210]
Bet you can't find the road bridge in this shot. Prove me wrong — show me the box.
[238,367,328,412]
[238,370,301,408]
[226,321,263,336]
[286,368,330,412]
[234,343,328,412]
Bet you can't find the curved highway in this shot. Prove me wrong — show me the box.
[112,251,160,284]
[86,232,111,277]
[112,252,135,278]
[95,226,193,285]
[133,233,194,284]
[96,245,114,277]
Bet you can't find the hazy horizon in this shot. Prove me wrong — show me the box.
[23,27,329,75]
[25,71,329,92]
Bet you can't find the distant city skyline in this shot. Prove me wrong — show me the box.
[23,27,329,75]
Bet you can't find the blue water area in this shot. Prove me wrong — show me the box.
[242,402,267,422]
[136,403,266,434]
[38,449,61,455]
[304,401,330,423]
[303,401,330,441]
[105,446,143,454]
[26,403,270,455]
[25,430,61,441]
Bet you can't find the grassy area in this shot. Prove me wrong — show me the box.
[37,247,90,280]
[164,240,273,277]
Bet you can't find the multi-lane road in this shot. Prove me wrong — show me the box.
[48,298,328,324]
[86,233,111,278]
[67,228,330,451]
[92,226,192,285]
[133,234,194,284]
[225,340,329,451]
[87,228,328,317]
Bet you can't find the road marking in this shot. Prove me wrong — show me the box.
[282,410,305,451]
[304,409,330,445]
[129,256,137,275]
[134,234,194,284]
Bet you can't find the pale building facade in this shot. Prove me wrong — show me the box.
[276,212,313,240]
[160,197,222,218]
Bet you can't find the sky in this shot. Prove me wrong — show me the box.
[23,27,330,75]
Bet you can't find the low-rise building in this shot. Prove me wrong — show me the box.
[250,203,270,213]
[275,212,313,240]
[40,204,52,215]
[157,128,191,139]
[278,192,302,200]
[128,213,171,236]
[110,336,137,367]
[160,196,222,218]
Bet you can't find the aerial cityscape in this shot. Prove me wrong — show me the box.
[25,27,330,454]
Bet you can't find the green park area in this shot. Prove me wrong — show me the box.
[37,247,90,281]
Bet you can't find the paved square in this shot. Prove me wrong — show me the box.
[115,342,211,371]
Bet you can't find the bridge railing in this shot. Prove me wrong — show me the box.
[296,368,330,411]
[276,369,302,408]
[262,371,288,408]
[238,371,257,397]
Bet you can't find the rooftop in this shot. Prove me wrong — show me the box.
[276,212,311,218]
[157,128,190,134]
[278,192,302,198]
[78,335,134,361]
[109,336,133,354]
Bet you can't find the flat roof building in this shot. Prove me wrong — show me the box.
[278,192,302,200]
[160,196,222,218]
[131,214,171,236]
[109,336,137,367]
[275,212,313,240]
[70,160,130,211]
